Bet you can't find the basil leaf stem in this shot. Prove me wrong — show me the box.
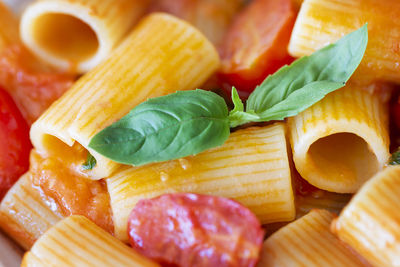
[228,87,259,128]
[82,153,97,170]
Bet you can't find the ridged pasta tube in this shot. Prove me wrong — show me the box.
[21,215,159,267]
[20,0,150,73]
[107,123,295,242]
[289,0,400,84]
[333,166,400,267]
[0,173,63,250]
[288,84,389,193]
[30,13,220,180]
[257,210,368,267]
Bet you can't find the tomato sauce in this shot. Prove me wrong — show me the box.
[29,149,113,234]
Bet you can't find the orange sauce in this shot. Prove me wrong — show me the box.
[29,148,114,234]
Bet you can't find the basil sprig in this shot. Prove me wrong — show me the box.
[89,25,368,166]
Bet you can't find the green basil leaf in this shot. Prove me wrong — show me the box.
[228,87,260,127]
[231,87,244,113]
[82,153,97,170]
[89,89,230,166]
[246,24,368,119]
[389,149,400,165]
[252,81,344,121]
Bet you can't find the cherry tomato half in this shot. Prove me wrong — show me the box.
[218,0,296,97]
[128,193,264,267]
[0,87,31,199]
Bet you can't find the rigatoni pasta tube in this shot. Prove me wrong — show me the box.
[20,0,150,72]
[107,123,295,242]
[0,173,64,250]
[333,166,400,267]
[257,210,368,267]
[21,215,159,267]
[288,0,400,84]
[288,84,389,193]
[30,13,220,180]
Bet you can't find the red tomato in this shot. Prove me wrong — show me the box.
[0,45,74,125]
[128,193,264,267]
[0,88,31,199]
[218,0,296,97]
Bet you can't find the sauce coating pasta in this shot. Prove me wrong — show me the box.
[0,1,399,266]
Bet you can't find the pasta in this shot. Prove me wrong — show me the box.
[20,0,150,72]
[288,0,400,84]
[0,0,400,266]
[0,173,63,250]
[30,13,220,180]
[288,84,389,193]
[257,209,368,266]
[21,215,159,267]
[333,166,400,267]
[107,124,295,242]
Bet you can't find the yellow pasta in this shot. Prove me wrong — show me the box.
[333,166,400,267]
[21,215,159,267]
[288,84,389,193]
[30,13,220,180]
[0,173,63,250]
[0,2,19,50]
[20,0,150,72]
[258,210,368,267]
[107,123,295,242]
[288,0,400,84]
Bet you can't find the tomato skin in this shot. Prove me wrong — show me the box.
[218,0,296,97]
[0,88,31,199]
[128,193,264,267]
[0,45,74,125]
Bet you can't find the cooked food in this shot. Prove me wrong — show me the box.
[0,0,400,266]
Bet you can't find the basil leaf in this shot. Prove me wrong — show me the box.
[389,149,400,165]
[89,89,230,166]
[82,153,97,170]
[247,24,368,120]
[228,87,260,127]
[231,87,244,113]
